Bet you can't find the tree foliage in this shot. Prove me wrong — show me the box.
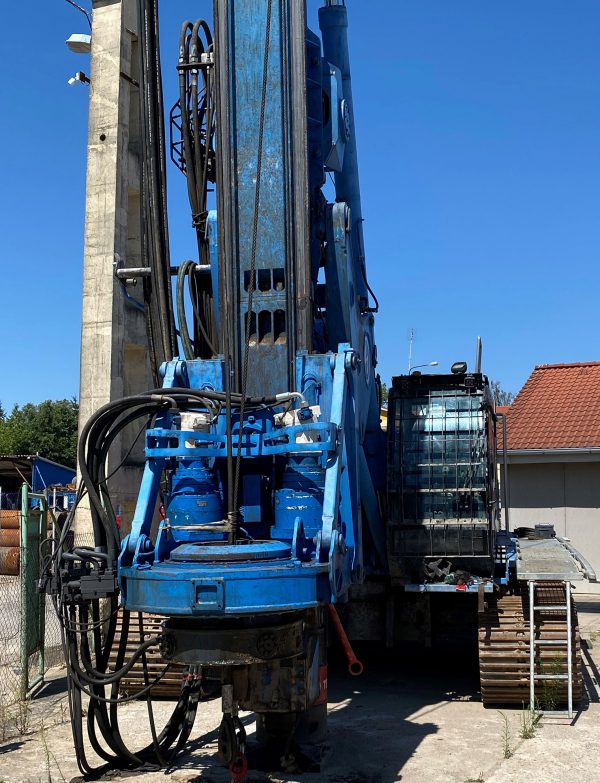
[490,380,515,407]
[0,398,79,468]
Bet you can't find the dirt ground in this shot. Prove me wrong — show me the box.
[1,594,599,783]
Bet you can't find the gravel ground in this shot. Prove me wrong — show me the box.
[0,594,599,783]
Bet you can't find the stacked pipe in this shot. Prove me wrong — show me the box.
[0,509,19,575]
[0,507,55,576]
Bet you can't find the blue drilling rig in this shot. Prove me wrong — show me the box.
[46,1,594,779]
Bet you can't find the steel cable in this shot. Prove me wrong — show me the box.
[233,0,274,520]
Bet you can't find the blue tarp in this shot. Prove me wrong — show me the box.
[30,457,75,492]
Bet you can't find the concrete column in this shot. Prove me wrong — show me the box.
[77,0,150,539]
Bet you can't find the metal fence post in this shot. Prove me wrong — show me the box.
[19,483,46,698]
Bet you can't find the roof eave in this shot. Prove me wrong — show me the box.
[501,447,600,464]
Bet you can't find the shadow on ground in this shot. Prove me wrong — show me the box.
[151,646,480,783]
[11,596,598,783]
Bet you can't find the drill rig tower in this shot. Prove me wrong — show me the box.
[65,0,386,776]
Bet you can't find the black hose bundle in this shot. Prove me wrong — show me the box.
[42,390,229,776]
[137,0,178,381]
[172,19,218,360]
[46,387,298,581]
[61,599,202,777]
[45,534,203,776]
[43,385,303,776]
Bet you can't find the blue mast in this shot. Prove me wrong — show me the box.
[116,0,385,766]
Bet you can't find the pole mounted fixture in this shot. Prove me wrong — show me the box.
[63,0,92,30]
[66,33,92,54]
[409,361,439,374]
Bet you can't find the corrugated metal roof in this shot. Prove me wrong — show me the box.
[0,455,75,491]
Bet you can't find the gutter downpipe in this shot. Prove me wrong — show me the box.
[497,412,509,532]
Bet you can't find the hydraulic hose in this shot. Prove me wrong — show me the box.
[138,0,177,379]
[176,259,196,359]
[175,18,218,358]
[74,387,307,569]
[57,377,312,776]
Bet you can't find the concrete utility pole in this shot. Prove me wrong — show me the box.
[77,0,149,539]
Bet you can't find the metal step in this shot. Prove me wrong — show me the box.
[529,580,574,718]
[539,710,574,719]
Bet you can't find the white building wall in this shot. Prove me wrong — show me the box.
[508,461,600,592]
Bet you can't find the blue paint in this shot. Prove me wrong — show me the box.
[115,2,518,660]
[319,4,369,306]
[241,474,263,526]
[273,458,325,541]
[120,556,330,616]
[144,421,336,461]
[166,462,225,542]
[207,211,220,337]
[126,458,165,556]
[170,541,291,562]
[221,0,293,396]
[119,2,387,624]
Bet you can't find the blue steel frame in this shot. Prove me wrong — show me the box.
[118,2,386,620]
[119,345,383,615]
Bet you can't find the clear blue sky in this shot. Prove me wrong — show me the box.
[1,1,599,410]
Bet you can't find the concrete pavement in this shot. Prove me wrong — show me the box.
[1,594,599,783]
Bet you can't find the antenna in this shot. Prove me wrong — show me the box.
[407,328,416,373]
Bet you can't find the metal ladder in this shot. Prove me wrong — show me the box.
[528,580,573,718]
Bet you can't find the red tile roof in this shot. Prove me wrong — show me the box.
[502,362,600,451]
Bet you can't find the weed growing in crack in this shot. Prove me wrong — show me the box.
[520,702,542,739]
[498,712,513,759]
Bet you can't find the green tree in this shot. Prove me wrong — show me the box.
[0,398,79,467]
[491,380,515,407]
[381,382,389,404]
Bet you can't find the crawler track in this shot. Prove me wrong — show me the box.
[478,583,581,706]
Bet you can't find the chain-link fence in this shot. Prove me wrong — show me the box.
[0,488,88,738]
[0,493,27,716]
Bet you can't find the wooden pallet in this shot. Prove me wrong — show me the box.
[108,610,188,698]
